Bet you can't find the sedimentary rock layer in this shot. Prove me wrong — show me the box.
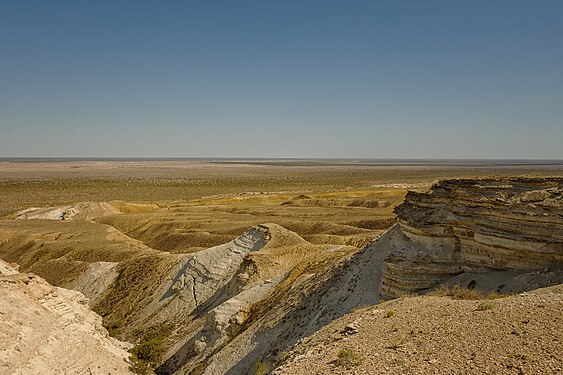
[381,177,563,297]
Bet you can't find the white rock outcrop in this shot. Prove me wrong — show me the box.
[0,260,132,375]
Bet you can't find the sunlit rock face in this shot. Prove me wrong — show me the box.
[381,178,563,298]
[0,259,132,375]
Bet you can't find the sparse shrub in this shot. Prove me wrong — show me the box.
[485,291,509,299]
[429,284,509,300]
[386,339,405,350]
[253,360,269,375]
[105,318,124,338]
[277,351,290,364]
[512,353,532,361]
[385,310,395,318]
[335,348,363,368]
[475,301,495,311]
[429,284,484,300]
[129,330,168,374]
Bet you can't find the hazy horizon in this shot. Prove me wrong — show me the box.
[1,1,562,159]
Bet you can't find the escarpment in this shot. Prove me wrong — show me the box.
[381,177,563,298]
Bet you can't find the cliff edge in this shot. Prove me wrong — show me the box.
[381,177,563,298]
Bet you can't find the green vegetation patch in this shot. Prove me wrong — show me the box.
[253,360,270,375]
[129,327,170,374]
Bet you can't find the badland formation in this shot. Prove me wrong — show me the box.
[0,160,562,374]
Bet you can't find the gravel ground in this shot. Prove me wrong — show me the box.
[274,284,563,374]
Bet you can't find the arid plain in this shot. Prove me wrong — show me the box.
[1,159,563,375]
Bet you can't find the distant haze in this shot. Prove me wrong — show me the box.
[1,1,562,159]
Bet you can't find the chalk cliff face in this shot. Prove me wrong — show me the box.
[381,178,563,298]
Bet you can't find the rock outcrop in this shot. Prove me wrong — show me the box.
[15,202,122,221]
[0,260,132,375]
[381,177,563,298]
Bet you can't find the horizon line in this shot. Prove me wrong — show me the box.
[1,157,563,165]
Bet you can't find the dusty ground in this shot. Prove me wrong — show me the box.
[274,285,563,375]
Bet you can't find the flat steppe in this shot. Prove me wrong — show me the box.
[2,159,563,216]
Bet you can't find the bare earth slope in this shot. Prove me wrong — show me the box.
[274,285,563,374]
[0,260,132,375]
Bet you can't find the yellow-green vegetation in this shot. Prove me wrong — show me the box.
[512,353,533,361]
[2,159,556,217]
[429,284,508,300]
[129,328,170,374]
[277,351,290,364]
[335,348,363,368]
[475,301,495,311]
[109,201,160,214]
[386,339,405,350]
[384,310,395,318]
[252,360,270,375]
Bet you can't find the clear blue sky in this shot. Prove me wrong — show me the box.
[1,1,562,158]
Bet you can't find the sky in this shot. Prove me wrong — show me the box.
[1,1,562,159]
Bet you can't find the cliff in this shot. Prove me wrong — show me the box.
[381,177,563,298]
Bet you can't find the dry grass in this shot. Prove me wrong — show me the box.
[428,284,509,300]
[335,348,363,368]
[2,159,560,217]
[475,301,495,311]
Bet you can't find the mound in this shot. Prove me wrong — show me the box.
[158,224,358,374]
[0,220,155,286]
